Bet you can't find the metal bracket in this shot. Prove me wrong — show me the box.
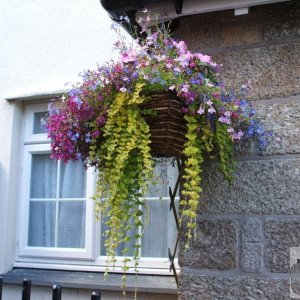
[168,157,184,288]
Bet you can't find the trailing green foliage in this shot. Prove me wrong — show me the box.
[92,83,154,287]
[181,115,204,246]
[181,115,237,247]
[214,122,235,182]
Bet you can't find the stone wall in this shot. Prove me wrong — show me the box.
[174,1,300,299]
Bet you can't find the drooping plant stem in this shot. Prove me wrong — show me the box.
[180,114,236,247]
[92,83,154,287]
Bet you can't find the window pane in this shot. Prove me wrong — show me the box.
[28,201,55,247]
[59,161,86,198]
[30,154,57,198]
[146,162,179,197]
[147,165,168,197]
[33,112,48,134]
[142,199,178,257]
[57,201,86,248]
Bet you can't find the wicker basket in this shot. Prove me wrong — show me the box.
[141,91,187,157]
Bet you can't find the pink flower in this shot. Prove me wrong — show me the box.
[173,40,188,54]
[193,53,211,64]
[212,92,220,99]
[119,50,136,63]
[233,130,244,140]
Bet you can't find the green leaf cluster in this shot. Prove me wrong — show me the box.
[180,113,235,248]
[92,83,154,287]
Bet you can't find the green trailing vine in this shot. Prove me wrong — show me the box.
[180,114,236,247]
[214,122,235,182]
[92,83,154,288]
[181,115,204,246]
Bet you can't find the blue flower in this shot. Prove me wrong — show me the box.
[91,82,100,91]
[151,77,161,84]
[240,99,248,108]
[71,132,79,142]
[85,132,91,143]
[73,97,83,108]
[69,88,81,97]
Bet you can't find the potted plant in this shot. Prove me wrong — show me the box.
[45,15,270,286]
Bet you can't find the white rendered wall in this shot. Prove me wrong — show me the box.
[0,0,118,274]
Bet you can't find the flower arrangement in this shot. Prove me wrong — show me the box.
[46,15,270,284]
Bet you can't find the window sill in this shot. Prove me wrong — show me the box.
[3,268,178,294]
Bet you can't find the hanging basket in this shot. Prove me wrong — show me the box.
[141,91,187,157]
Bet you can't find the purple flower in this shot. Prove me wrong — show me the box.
[218,116,231,124]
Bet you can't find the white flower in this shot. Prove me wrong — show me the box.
[120,87,127,93]
[207,100,213,106]
[208,107,216,114]
[181,84,189,93]
[197,106,204,115]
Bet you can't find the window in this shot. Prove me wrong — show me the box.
[17,102,178,273]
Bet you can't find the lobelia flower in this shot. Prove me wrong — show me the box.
[208,106,216,114]
[197,105,205,115]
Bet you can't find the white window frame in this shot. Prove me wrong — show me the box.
[24,103,50,144]
[16,101,179,273]
[18,103,95,260]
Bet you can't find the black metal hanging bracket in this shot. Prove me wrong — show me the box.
[168,156,184,288]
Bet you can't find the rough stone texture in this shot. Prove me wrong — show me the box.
[174,0,300,52]
[264,0,300,41]
[175,2,300,101]
[255,100,300,155]
[173,13,215,51]
[219,21,263,48]
[241,218,263,242]
[232,99,300,157]
[199,159,300,214]
[291,262,300,298]
[216,43,300,101]
[265,219,300,273]
[241,243,263,273]
[179,273,290,300]
[173,1,300,299]
[179,220,237,270]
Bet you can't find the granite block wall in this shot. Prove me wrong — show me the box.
[174,1,300,299]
